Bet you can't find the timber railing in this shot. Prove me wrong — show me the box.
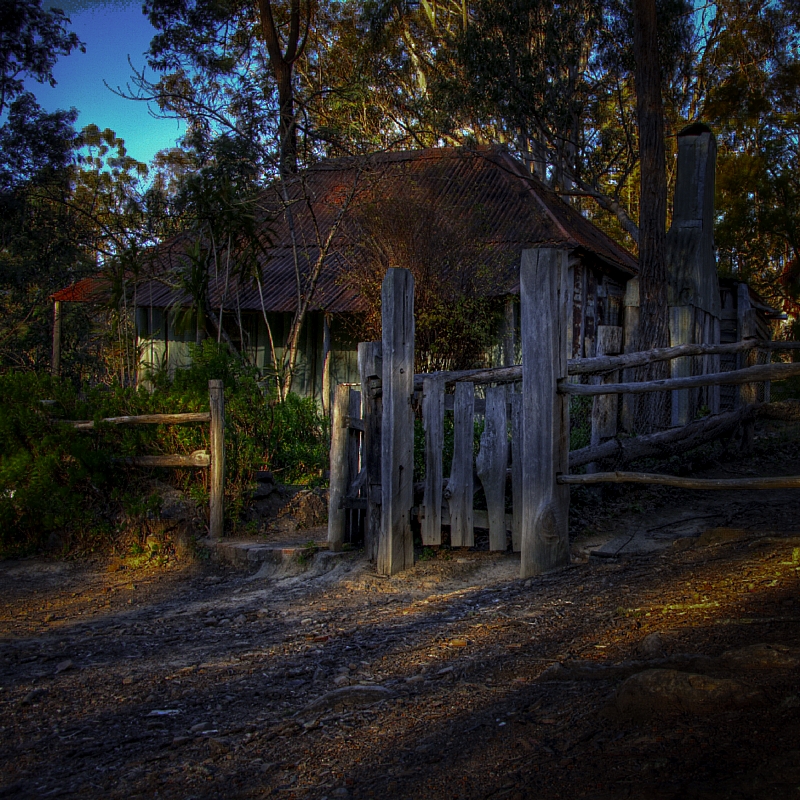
[65,379,225,539]
[329,253,800,579]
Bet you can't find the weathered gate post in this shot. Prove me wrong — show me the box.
[327,383,350,551]
[520,248,570,578]
[358,341,382,561]
[379,268,415,575]
[209,379,225,540]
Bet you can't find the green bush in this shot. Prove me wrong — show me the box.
[0,343,329,555]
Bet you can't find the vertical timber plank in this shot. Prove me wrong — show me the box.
[520,248,570,578]
[358,341,382,561]
[711,316,721,414]
[447,382,475,548]
[379,269,415,575]
[621,278,639,432]
[476,385,508,551]
[321,313,332,415]
[590,325,623,447]
[346,388,362,544]
[510,391,523,552]
[327,383,350,551]
[422,375,445,546]
[209,380,225,540]
[669,306,694,427]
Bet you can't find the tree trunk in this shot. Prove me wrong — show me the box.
[632,0,670,429]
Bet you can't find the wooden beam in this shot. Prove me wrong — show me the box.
[447,382,475,548]
[114,451,210,468]
[327,383,350,552]
[422,375,445,546]
[559,471,800,490]
[379,269,415,575]
[520,248,570,577]
[510,391,523,553]
[358,341,382,561]
[569,404,756,469]
[68,412,212,430]
[560,361,800,396]
[476,385,508,551]
[209,380,225,540]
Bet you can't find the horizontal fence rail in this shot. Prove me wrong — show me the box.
[112,451,211,468]
[559,471,800,490]
[560,361,800,397]
[411,340,800,390]
[67,412,212,430]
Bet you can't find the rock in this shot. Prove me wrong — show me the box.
[720,643,800,670]
[208,737,231,755]
[54,659,73,675]
[21,688,48,705]
[333,675,349,687]
[606,669,762,720]
[254,483,274,499]
[637,632,666,659]
[537,662,569,682]
[305,684,393,712]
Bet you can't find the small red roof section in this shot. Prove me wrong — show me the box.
[59,148,637,312]
[51,276,113,303]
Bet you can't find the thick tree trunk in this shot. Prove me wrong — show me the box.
[632,0,670,429]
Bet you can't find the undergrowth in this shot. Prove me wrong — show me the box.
[0,342,328,557]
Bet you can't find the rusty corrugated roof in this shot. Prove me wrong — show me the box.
[66,148,637,312]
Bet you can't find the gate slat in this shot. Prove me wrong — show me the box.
[476,385,508,551]
[422,376,445,546]
[447,382,474,548]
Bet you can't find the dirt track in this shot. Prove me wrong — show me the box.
[1,420,800,800]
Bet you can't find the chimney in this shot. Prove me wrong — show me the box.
[666,123,720,317]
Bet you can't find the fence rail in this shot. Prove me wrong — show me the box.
[67,412,211,430]
[559,472,800,490]
[66,380,225,538]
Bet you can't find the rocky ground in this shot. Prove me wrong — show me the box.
[1,419,800,800]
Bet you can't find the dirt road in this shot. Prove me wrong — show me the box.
[2,421,800,800]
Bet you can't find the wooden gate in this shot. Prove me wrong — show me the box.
[328,253,800,579]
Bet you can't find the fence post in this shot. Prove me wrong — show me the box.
[520,248,570,578]
[209,379,225,540]
[379,268,415,575]
[327,383,350,551]
[358,342,382,561]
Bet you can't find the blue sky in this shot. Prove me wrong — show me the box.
[29,0,185,166]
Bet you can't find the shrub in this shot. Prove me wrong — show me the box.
[0,343,329,554]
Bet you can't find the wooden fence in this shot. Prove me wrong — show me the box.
[329,254,800,578]
[67,379,225,538]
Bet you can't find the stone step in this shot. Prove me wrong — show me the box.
[210,539,331,568]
